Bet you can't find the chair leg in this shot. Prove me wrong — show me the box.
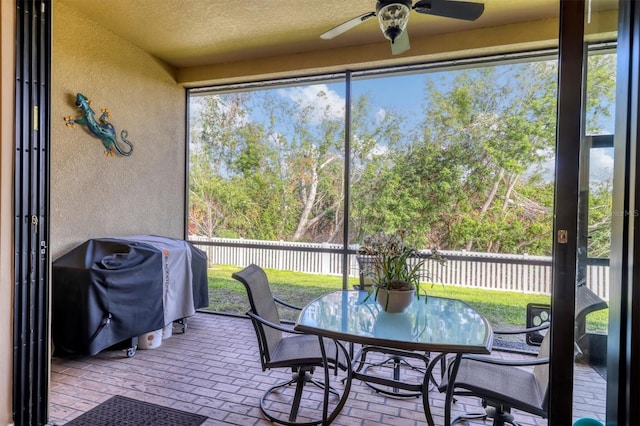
[308,377,339,397]
[451,411,487,425]
[485,405,519,426]
[260,378,299,425]
[259,367,340,426]
[289,371,307,422]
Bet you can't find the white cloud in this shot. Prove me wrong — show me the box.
[372,144,389,157]
[278,84,345,124]
[528,147,615,185]
[590,148,614,183]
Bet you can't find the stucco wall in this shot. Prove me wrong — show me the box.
[51,0,185,260]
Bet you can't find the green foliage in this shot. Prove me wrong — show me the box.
[359,230,433,295]
[378,250,423,290]
[189,55,616,257]
[588,180,614,258]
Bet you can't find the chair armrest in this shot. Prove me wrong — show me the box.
[493,323,550,335]
[461,354,550,367]
[274,296,302,311]
[246,311,304,334]
[437,353,550,391]
[576,285,608,319]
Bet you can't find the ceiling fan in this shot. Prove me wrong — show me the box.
[320,0,485,55]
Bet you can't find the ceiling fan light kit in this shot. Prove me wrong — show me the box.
[376,0,412,42]
[320,0,485,54]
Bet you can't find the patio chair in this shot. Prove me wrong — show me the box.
[355,255,377,290]
[232,264,351,426]
[437,325,550,426]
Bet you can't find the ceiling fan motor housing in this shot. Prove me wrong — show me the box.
[376,0,412,42]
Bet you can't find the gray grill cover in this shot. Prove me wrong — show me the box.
[52,236,208,356]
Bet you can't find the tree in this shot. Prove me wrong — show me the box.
[587,179,613,258]
[355,63,560,253]
[189,92,300,239]
[189,54,616,256]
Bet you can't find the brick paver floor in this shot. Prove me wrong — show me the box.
[49,312,606,425]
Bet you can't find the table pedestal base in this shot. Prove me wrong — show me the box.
[355,346,429,398]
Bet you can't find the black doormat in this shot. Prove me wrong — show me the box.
[64,395,208,426]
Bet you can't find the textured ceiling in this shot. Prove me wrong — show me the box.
[59,0,567,68]
[58,0,618,88]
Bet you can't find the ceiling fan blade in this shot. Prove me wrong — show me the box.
[413,0,485,21]
[320,12,376,39]
[391,29,410,55]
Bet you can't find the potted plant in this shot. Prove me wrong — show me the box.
[359,229,443,313]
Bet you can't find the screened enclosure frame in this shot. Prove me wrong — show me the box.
[186,43,616,289]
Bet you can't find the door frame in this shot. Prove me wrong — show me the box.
[607,1,640,425]
[12,0,51,424]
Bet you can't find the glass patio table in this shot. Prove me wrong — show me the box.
[294,290,493,426]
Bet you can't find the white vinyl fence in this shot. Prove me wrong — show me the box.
[190,237,609,300]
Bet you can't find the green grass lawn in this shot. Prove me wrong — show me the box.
[203,264,608,333]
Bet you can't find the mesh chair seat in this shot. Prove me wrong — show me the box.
[268,334,347,369]
[443,358,547,418]
[439,329,550,426]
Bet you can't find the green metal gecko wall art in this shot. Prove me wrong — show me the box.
[64,93,134,157]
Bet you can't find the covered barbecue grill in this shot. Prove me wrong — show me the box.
[52,236,208,356]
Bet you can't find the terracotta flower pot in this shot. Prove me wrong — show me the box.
[375,288,415,313]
